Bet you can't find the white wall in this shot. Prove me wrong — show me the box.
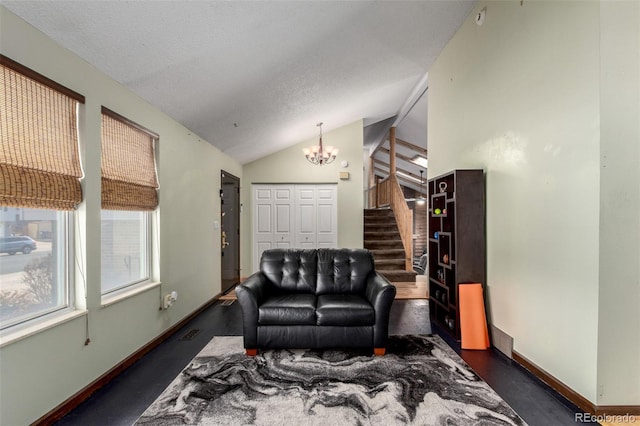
[0,7,242,425]
[429,0,640,407]
[241,120,364,275]
[428,1,602,404]
[597,0,640,406]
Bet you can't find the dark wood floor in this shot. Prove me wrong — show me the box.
[55,299,595,426]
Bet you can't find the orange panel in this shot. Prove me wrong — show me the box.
[459,283,490,350]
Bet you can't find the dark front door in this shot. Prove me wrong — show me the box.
[221,171,240,294]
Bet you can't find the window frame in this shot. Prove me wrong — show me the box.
[100,209,154,297]
[1,55,84,336]
[0,209,74,332]
[99,107,159,301]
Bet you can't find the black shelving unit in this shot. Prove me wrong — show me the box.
[428,169,486,339]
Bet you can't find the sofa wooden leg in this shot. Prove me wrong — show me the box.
[246,349,258,356]
[374,348,386,356]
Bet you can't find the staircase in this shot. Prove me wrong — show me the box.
[364,208,417,283]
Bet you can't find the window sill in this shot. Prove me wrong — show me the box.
[0,309,88,348]
[101,281,161,308]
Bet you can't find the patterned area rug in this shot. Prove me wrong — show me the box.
[136,335,526,425]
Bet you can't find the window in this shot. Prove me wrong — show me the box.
[0,208,70,329]
[100,108,158,295]
[101,210,150,294]
[0,55,84,330]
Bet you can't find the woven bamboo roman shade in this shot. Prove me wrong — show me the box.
[0,56,84,210]
[101,108,159,211]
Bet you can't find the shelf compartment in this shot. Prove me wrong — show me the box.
[429,214,442,235]
[430,193,447,217]
[437,232,453,269]
[429,277,447,289]
[433,174,454,197]
[442,201,455,233]
[429,299,453,330]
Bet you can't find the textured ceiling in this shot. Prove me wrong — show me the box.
[2,1,474,164]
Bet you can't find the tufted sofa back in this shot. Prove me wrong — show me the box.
[260,249,317,293]
[259,248,375,295]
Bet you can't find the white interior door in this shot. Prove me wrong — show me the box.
[274,186,294,248]
[316,185,337,248]
[254,187,273,272]
[295,186,317,248]
[253,183,337,272]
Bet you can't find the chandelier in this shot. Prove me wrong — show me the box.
[303,122,338,165]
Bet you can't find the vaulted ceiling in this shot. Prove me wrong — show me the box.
[2,1,474,164]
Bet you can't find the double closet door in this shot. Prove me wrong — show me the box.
[252,184,337,272]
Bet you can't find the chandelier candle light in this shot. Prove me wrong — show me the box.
[303,122,338,165]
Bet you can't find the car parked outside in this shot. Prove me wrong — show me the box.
[0,236,37,255]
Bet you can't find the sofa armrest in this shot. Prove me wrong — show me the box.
[365,272,396,348]
[235,272,269,349]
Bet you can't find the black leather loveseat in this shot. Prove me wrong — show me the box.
[236,248,396,356]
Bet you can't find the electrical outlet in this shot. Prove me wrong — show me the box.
[163,294,173,309]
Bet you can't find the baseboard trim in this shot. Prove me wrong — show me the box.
[33,294,222,426]
[512,350,593,414]
[512,350,640,416]
[595,406,640,416]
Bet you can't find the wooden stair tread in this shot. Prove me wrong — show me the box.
[364,208,413,287]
